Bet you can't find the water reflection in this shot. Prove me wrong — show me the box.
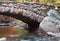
[20,33,58,41]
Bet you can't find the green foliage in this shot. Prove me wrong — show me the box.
[46,0,56,4]
[14,27,28,36]
[55,3,60,7]
[13,19,27,26]
[13,19,28,36]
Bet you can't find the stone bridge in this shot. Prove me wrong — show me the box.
[0,2,49,32]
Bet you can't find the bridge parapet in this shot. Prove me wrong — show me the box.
[0,2,49,22]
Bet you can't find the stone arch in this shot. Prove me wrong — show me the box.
[0,2,46,32]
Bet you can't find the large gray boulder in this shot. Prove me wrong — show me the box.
[40,9,60,36]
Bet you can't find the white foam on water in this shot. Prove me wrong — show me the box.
[0,37,6,41]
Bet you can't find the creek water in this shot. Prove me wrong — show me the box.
[20,33,58,41]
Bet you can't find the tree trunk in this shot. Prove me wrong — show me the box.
[36,0,39,2]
